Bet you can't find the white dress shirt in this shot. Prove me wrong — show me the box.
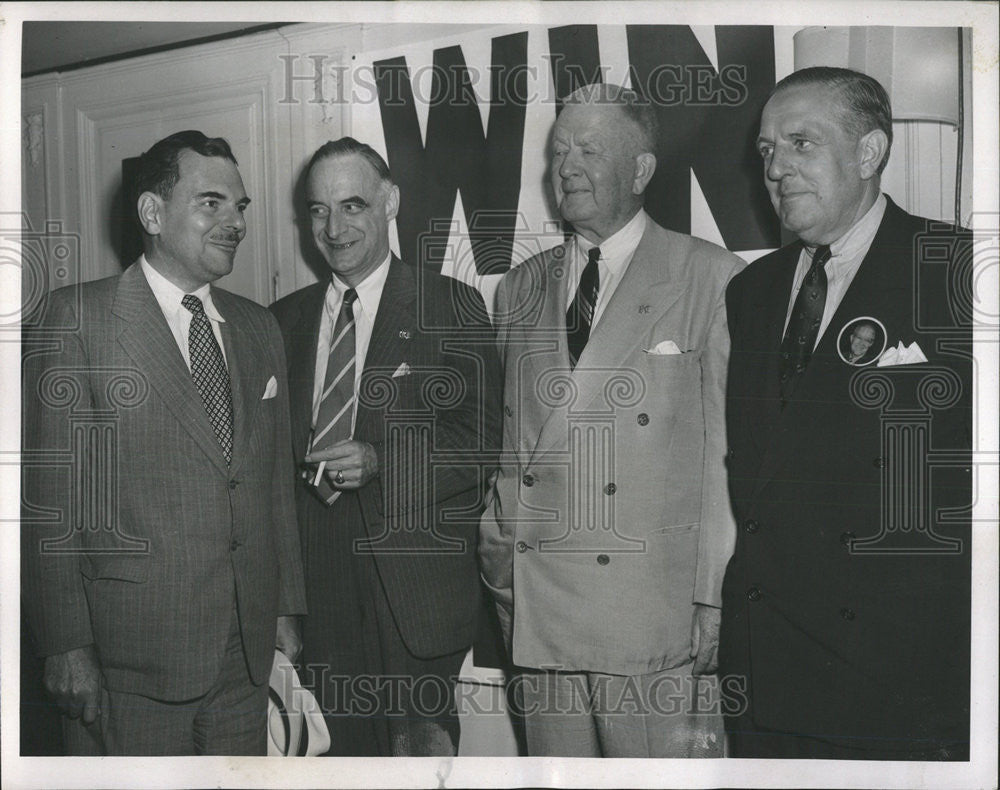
[783,193,887,347]
[311,252,392,431]
[567,209,647,330]
[140,255,228,369]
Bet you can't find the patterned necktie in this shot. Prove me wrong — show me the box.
[310,287,358,505]
[566,246,601,368]
[779,244,832,406]
[182,294,234,464]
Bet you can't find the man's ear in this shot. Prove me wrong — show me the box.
[384,183,400,223]
[857,129,889,180]
[632,153,657,196]
[136,192,163,236]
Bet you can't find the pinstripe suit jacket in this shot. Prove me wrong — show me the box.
[270,258,502,659]
[21,262,307,701]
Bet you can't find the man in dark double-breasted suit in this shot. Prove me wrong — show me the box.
[720,67,972,760]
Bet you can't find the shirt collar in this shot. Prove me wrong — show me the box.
[140,254,224,322]
[326,251,392,317]
[806,193,887,265]
[574,209,647,274]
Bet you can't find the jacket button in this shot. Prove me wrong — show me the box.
[522,474,534,487]
[747,586,762,602]
[504,405,513,417]
[744,519,759,534]
[604,483,617,495]
[230,539,241,552]
[228,480,239,490]
[637,413,649,426]
[840,531,856,546]
[840,607,856,621]
[727,447,735,459]
[515,541,528,553]
[596,554,610,565]
[873,457,886,468]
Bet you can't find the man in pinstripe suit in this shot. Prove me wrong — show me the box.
[21,131,306,755]
[270,137,501,756]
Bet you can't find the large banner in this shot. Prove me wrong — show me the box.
[350,25,783,303]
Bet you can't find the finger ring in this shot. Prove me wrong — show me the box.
[335,470,345,484]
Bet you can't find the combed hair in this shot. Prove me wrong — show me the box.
[307,137,393,182]
[561,82,660,155]
[772,66,893,175]
[134,130,237,201]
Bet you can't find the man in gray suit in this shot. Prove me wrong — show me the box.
[21,130,306,755]
[479,84,743,757]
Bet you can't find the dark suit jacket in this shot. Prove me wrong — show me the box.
[270,258,502,659]
[719,197,972,753]
[21,262,307,702]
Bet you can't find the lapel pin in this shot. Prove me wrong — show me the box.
[836,316,887,367]
[638,305,651,314]
[399,330,411,340]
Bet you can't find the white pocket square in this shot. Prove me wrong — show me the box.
[644,340,683,355]
[262,375,278,399]
[876,341,928,367]
[392,362,411,378]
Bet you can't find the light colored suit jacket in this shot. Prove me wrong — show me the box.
[479,219,743,675]
[22,262,306,701]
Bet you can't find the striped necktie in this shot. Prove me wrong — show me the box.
[181,294,233,464]
[310,287,358,504]
[779,244,832,407]
[566,245,601,368]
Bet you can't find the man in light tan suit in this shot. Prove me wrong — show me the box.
[479,83,743,757]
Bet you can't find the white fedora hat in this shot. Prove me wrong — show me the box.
[267,650,331,756]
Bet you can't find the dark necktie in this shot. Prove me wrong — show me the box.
[310,288,358,505]
[566,246,601,368]
[182,294,234,464]
[779,244,832,406]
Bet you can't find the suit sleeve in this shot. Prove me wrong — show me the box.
[477,273,515,640]
[263,313,307,616]
[693,256,743,608]
[21,289,96,657]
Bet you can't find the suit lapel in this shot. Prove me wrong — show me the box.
[576,228,686,377]
[531,226,685,459]
[286,284,326,461]
[505,246,569,466]
[213,290,267,476]
[753,200,910,496]
[354,258,418,439]
[112,262,229,475]
[746,244,802,456]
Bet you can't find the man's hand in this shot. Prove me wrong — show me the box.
[306,439,378,489]
[43,645,103,724]
[276,615,302,663]
[690,604,721,676]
